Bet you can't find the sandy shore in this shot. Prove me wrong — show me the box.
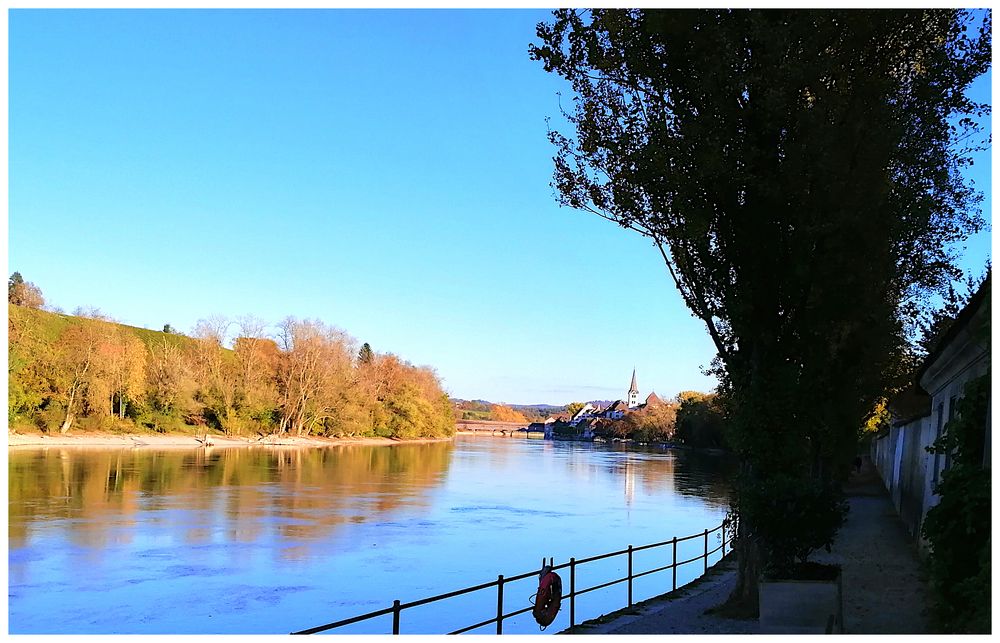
[7,431,453,450]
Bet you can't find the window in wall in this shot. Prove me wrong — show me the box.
[945,394,958,472]
[933,402,944,484]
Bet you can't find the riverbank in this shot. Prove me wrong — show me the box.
[7,430,453,450]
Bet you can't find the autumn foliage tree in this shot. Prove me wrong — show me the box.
[53,322,103,432]
[8,304,454,440]
[103,327,146,420]
[192,316,241,434]
[275,317,355,436]
[490,404,529,423]
[532,8,990,606]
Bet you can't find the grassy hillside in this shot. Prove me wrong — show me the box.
[11,304,194,350]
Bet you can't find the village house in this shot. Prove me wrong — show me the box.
[569,403,599,426]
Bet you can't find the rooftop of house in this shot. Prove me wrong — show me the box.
[916,272,991,392]
[644,391,664,406]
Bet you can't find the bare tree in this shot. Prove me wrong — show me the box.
[276,317,356,436]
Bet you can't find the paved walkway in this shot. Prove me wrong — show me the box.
[566,468,932,635]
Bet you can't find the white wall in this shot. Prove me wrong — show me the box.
[872,297,989,553]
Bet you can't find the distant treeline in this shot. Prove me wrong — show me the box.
[452,399,558,423]
[9,302,455,439]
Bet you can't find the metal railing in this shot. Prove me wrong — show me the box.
[292,517,734,635]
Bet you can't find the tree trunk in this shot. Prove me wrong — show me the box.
[61,386,79,433]
[728,526,762,616]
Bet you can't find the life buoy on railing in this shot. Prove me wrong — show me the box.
[531,560,562,629]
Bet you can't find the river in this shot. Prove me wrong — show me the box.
[8,435,734,634]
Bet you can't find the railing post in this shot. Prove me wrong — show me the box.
[627,545,633,607]
[704,529,709,573]
[570,557,576,628]
[671,537,677,591]
[496,575,504,635]
[392,600,401,635]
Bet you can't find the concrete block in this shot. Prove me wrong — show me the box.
[759,574,843,634]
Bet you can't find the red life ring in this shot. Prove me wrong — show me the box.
[532,569,563,628]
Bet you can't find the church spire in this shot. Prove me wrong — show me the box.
[627,368,639,408]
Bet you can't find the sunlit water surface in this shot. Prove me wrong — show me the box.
[9,436,734,634]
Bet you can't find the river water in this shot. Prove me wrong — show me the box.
[8,435,734,634]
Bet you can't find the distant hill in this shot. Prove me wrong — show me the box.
[450,399,564,422]
[450,398,624,422]
[510,404,565,421]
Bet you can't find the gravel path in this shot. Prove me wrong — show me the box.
[564,555,754,635]
[566,469,932,635]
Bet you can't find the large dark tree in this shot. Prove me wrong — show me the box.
[531,9,989,609]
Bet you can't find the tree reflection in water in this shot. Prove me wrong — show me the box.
[9,444,454,552]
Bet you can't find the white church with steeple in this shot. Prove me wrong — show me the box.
[627,368,640,409]
[589,369,658,420]
[564,369,664,426]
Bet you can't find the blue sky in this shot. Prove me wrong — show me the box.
[8,9,992,405]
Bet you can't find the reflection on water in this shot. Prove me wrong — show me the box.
[10,444,453,552]
[8,438,733,634]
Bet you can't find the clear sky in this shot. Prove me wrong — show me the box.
[8,9,992,406]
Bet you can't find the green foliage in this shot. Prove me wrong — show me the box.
[162,324,176,334]
[674,393,727,449]
[358,342,374,365]
[742,474,848,577]
[565,401,585,417]
[513,404,566,421]
[551,422,578,437]
[921,373,990,633]
[9,271,24,296]
[617,403,678,442]
[375,386,455,439]
[916,269,990,359]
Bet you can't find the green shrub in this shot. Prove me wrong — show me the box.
[922,374,990,633]
[742,473,848,578]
